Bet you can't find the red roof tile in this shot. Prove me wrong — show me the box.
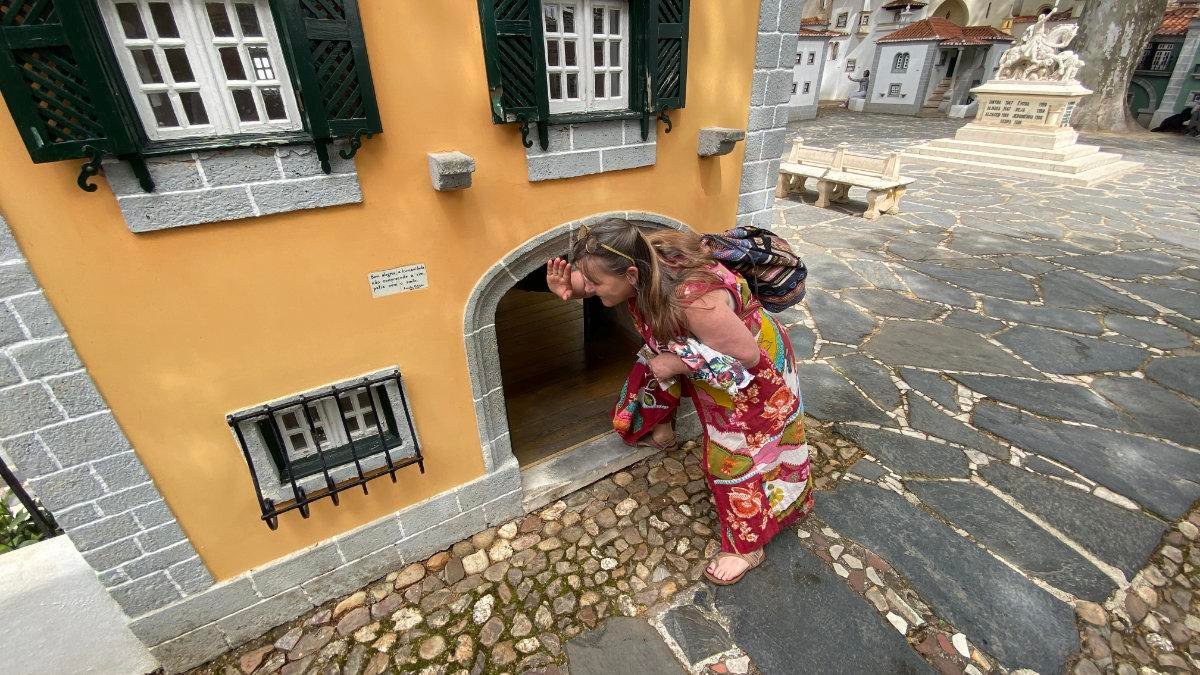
[1012,10,1073,24]
[800,16,826,25]
[881,0,927,9]
[799,27,847,38]
[963,25,1015,42]
[877,17,989,45]
[1157,5,1199,36]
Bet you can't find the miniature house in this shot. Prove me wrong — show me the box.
[0,0,799,671]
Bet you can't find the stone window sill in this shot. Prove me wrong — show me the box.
[524,118,656,182]
[102,142,363,234]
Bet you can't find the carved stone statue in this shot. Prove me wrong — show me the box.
[995,14,1086,83]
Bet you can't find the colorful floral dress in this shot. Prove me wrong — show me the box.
[613,263,813,554]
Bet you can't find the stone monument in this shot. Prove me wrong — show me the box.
[905,15,1140,186]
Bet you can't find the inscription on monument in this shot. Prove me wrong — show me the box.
[369,264,428,298]
[981,98,1050,126]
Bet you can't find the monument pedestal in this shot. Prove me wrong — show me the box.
[905,81,1140,186]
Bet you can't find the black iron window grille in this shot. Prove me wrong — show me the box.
[227,367,423,529]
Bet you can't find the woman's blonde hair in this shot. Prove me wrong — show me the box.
[571,218,716,343]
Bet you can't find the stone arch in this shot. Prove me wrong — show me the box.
[462,211,692,474]
[932,0,969,25]
[1127,77,1158,127]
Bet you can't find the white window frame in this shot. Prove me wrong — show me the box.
[846,58,856,72]
[859,13,870,27]
[807,52,816,65]
[1150,45,1173,72]
[803,81,811,94]
[273,387,393,460]
[541,0,630,115]
[98,0,302,141]
[835,12,848,28]
[888,83,902,97]
[893,52,910,73]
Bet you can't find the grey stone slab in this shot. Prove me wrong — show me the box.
[104,155,203,195]
[899,367,959,411]
[908,262,1037,301]
[601,144,656,172]
[831,355,900,410]
[566,617,684,675]
[1115,281,1200,317]
[697,127,745,157]
[122,540,195,581]
[0,261,38,297]
[1,433,58,480]
[127,577,259,646]
[863,321,1040,377]
[1040,270,1155,316]
[527,151,602,182]
[92,451,153,492]
[818,482,1079,673]
[1165,313,1200,337]
[891,268,974,308]
[44,371,106,417]
[1056,251,1183,279]
[337,515,403,563]
[1091,376,1200,447]
[805,255,868,290]
[196,147,281,186]
[1023,455,1080,481]
[795,363,894,427]
[974,402,1200,519]
[849,458,887,480]
[1145,356,1200,397]
[110,570,185,617]
[8,291,64,338]
[845,259,908,291]
[0,354,21,387]
[216,587,314,647]
[28,465,107,512]
[301,545,404,608]
[167,556,215,594]
[426,151,476,191]
[251,541,343,598]
[9,336,81,379]
[909,481,1116,602]
[979,463,1166,577]
[842,289,941,319]
[907,396,1007,459]
[252,174,363,216]
[277,144,355,178]
[951,374,1132,430]
[1102,315,1192,349]
[711,531,931,675]
[39,413,132,468]
[137,521,187,554]
[659,605,732,666]
[786,324,816,359]
[834,425,969,478]
[119,187,257,233]
[996,325,1147,375]
[980,298,1102,335]
[942,309,1005,335]
[804,290,877,345]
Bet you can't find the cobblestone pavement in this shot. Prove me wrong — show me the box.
[191,110,1199,675]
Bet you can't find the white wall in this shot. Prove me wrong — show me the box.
[871,43,931,104]
[790,38,829,108]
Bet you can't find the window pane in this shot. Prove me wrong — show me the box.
[549,73,562,99]
[179,91,209,125]
[164,48,195,82]
[610,9,619,33]
[345,417,360,433]
[288,433,308,450]
[594,72,604,97]
[565,41,576,66]
[547,40,559,66]
[148,2,179,38]
[262,87,287,120]
[357,391,371,407]
[147,92,179,127]
[235,3,262,36]
[563,7,574,32]
[610,40,620,67]
[248,47,275,80]
[594,41,604,67]
[543,4,558,32]
[593,7,603,34]
[232,89,259,121]
[207,2,234,36]
[337,395,352,414]
[115,3,147,39]
[611,71,620,96]
[566,72,577,98]
[364,412,377,429]
[220,47,247,80]
[281,411,299,429]
[131,50,163,84]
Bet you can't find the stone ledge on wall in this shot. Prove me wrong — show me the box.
[102,143,362,234]
[524,118,656,182]
[427,151,476,191]
[697,127,747,157]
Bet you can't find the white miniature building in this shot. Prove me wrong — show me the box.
[790,24,842,120]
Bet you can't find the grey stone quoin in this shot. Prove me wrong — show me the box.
[427,151,477,190]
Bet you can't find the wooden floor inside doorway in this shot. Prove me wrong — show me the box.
[497,289,640,468]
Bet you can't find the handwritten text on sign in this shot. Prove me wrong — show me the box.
[369,264,428,298]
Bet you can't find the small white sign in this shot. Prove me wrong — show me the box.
[369,264,428,298]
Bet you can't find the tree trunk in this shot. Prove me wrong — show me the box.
[1071,0,1168,133]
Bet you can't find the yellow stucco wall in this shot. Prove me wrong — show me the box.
[0,2,758,580]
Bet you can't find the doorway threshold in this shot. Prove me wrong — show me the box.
[520,406,700,514]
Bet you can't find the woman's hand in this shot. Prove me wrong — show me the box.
[648,353,688,381]
[546,257,574,301]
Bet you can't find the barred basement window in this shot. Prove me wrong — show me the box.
[97,0,302,139]
[228,368,423,528]
[888,83,901,97]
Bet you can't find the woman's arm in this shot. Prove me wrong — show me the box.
[683,289,761,367]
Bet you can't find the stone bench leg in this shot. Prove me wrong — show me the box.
[815,179,835,208]
[829,182,851,204]
[775,173,808,198]
[863,187,903,220]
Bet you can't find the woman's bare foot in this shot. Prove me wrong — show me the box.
[705,549,764,583]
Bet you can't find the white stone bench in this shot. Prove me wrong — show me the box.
[776,138,915,220]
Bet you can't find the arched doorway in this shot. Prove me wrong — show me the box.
[932,0,969,25]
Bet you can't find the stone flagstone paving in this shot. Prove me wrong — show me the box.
[190,110,1199,674]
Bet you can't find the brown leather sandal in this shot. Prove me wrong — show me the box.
[704,548,765,586]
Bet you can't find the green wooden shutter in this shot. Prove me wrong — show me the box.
[274,0,381,170]
[477,0,550,147]
[0,1,139,163]
[645,0,690,112]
